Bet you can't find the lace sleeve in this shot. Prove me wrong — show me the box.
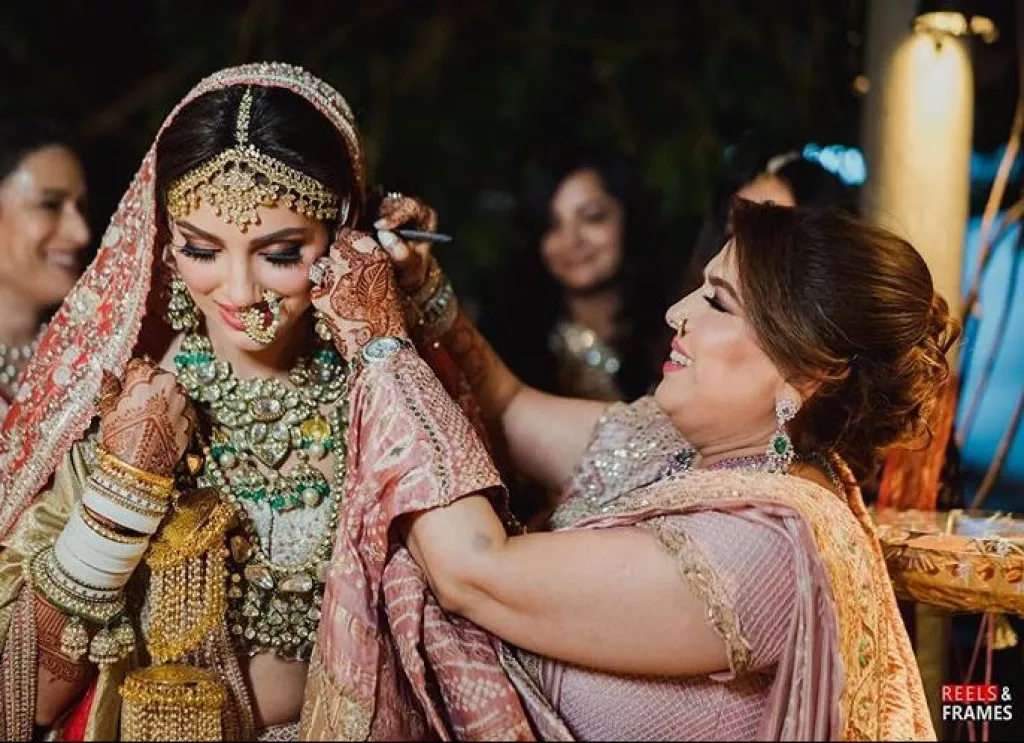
[549,397,685,529]
[641,508,797,677]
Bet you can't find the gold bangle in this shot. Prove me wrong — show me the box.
[80,504,149,545]
[97,466,171,502]
[96,446,174,495]
[411,259,444,307]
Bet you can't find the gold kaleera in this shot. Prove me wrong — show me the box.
[143,487,233,663]
[165,86,344,231]
[120,664,227,742]
[119,488,233,741]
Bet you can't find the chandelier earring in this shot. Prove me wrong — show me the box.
[166,270,200,332]
[766,395,798,474]
[313,308,333,342]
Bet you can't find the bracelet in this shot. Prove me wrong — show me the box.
[56,505,149,583]
[26,546,125,626]
[89,468,169,515]
[96,445,174,499]
[64,507,149,568]
[54,537,137,590]
[27,545,135,666]
[83,479,167,535]
[411,258,444,307]
[49,542,127,598]
[79,503,149,545]
[417,278,459,342]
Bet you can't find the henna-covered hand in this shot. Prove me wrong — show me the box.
[310,228,408,362]
[35,594,93,684]
[374,194,438,294]
[98,358,198,476]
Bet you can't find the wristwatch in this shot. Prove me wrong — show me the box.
[359,336,412,367]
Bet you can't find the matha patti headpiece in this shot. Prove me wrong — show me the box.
[166,87,345,231]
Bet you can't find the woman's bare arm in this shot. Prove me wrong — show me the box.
[436,311,606,490]
[402,495,729,677]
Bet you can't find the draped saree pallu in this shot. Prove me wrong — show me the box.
[0,62,536,741]
[510,397,937,741]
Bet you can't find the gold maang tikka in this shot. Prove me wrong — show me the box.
[240,289,283,345]
[166,87,345,231]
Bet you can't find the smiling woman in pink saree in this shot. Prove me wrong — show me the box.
[0,63,536,741]
[370,198,953,740]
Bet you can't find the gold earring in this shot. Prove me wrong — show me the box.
[166,272,199,331]
[313,308,333,342]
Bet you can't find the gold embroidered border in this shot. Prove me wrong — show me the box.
[642,517,752,675]
[299,654,373,741]
[2,588,39,740]
[599,465,932,740]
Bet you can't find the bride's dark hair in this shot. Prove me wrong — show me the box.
[155,85,355,223]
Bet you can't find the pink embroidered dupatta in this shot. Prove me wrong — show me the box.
[555,467,934,741]
[0,63,536,741]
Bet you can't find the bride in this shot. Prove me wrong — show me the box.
[0,63,533,741]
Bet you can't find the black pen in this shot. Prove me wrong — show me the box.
[394,229,453,244]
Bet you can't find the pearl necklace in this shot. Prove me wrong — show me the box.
[0,323,46,389]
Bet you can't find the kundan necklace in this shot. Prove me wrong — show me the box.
[174,330,349,659]
[174,332,346,513]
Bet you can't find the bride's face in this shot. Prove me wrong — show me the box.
[167,200,329,352]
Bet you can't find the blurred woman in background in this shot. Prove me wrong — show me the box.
[683,149,857,295]
[0,115,90,414]
[481,145,673,403]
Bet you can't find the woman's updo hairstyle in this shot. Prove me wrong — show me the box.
[729,199,961,480]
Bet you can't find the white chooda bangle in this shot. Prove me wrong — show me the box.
[83,480,166,535]
[56,504,150,578]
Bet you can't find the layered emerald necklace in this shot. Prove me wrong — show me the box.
[174,332,346,513]
[174,331,348,659]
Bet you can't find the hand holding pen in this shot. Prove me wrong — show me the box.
[373,192,447,293]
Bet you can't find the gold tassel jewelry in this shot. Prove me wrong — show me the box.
[119,488,233,741]
[144,487,233,664]
[120,664,226,741]
[60,616,90,661]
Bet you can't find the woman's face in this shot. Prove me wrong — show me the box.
[540,168,624,293]
[0,145,90,306]
[655,241,794,453]
[168,200,329,354]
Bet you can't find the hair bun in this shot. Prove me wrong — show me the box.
[869,291,961,456]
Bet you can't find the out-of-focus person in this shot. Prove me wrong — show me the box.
[0,115,90,413]
[480,145,673,403]
[683,149,857,294]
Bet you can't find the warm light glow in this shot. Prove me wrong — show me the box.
[913,10,998,43]
[868,33,973,316]
[914,11,968,37]
[969,15,998,43]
